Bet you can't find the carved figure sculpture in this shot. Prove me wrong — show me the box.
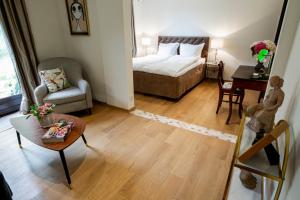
[247,76,284,133]
[240,75,285,189]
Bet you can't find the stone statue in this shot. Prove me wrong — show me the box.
[247,76,284,133]
[240,75,285,189]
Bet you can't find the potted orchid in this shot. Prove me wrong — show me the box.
[250,40,276,72]
[29,103,55,128]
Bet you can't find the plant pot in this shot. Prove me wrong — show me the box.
[39,114,53,128]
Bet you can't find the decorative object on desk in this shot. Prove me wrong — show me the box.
[42,120,74,143]
[251,72,260,79]
[66,0,90,35]
[28,103,55,128]
[211,38,224,64]
[250,40,276,72]
[247,76,284,133]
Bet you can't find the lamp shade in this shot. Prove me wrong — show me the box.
[141,37,151,46]
[211,38,224,49]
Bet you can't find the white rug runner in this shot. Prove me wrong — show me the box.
[131,109,237,143]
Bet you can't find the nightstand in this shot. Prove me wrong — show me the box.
[206,61,219,79]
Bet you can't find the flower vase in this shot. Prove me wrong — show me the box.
[39,114,53,128]
[255,61,265,73]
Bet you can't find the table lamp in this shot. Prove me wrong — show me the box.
[141,37,151,46]
[141,37,152,55]
[211,38,224,64]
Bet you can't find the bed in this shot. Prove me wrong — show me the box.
[133,36,209,99]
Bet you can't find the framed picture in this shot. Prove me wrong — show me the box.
[66,0,90,35]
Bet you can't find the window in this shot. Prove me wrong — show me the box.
[0,23,22,116]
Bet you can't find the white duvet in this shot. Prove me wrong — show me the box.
[133,55,205,77]
[132,55,171,70]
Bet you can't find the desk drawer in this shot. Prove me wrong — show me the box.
[233,79,267,91]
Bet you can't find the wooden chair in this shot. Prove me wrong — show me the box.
[216,61,243,118]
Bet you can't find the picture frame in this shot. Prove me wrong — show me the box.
[65,0,90,35]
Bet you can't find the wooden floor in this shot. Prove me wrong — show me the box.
[135,79,259,135]
[0,80,258,200]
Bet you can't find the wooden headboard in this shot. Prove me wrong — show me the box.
[158,36,210,59]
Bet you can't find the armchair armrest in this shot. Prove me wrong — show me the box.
[77,79,93,108]
[34,84,48,105]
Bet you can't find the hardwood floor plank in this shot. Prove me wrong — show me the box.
[0,80,258,199]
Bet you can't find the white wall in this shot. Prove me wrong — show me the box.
[26,0,67,60]
[25,0,134,110]
[96,0,134,109]
[268,0,300,198]
[134,0,283,80]
[271,0,300,77]
[57,0,106,102]
[278,21,300,200]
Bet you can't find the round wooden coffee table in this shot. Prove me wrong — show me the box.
[10,113,87,188]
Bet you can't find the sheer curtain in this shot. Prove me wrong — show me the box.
[0,0,39,113]
[131,0,137,57]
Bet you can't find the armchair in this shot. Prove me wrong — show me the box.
[34,57,93,114]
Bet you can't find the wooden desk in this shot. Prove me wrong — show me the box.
[226,65,268,124]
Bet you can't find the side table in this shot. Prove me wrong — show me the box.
[206,62,219,79]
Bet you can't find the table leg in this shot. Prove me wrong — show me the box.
[81,134,88,146]
[239,89,245,118]
[59,150,71,188]
[16,131,22,148]
[226,92,233,124]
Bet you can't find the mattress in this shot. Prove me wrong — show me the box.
[133,55,206,77]
[132,55,171,70]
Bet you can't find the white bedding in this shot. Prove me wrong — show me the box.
[133,55,206,77]
[132,55,171,70]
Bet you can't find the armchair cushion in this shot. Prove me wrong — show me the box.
[43,86,85,105]
[39,68,70,93]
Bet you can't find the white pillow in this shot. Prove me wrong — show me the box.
[180,43,205,57]
[157,43,179,56]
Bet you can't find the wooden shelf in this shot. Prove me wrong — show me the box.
[224,115,290,200]
[236,118,280,179]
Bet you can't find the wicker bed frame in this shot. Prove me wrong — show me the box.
[134,36,209,99]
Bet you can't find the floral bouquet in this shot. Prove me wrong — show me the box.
[29,103,55,121]
[28,103,55,128]
[250,40,276,72]
[250,40,276,62]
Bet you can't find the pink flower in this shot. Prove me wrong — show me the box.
[44,103,52,107]
[254,42,267,54]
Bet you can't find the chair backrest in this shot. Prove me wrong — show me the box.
[37,57,83,85]
[217,61,225,90]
